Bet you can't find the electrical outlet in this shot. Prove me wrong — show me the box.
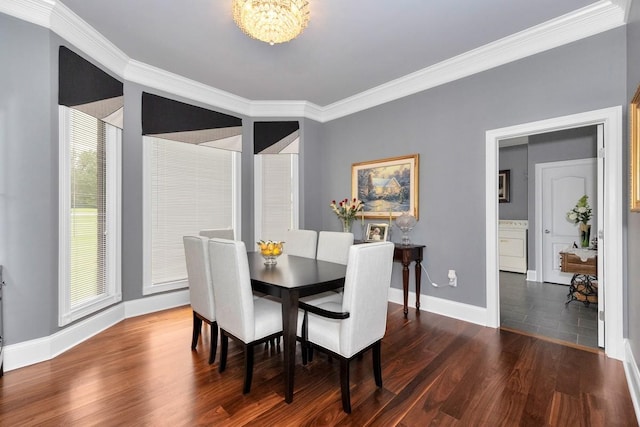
[448,269,457,287]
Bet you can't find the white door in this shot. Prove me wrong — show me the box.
[539,159,597,285]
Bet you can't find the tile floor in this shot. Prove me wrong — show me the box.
[499,271,599,349]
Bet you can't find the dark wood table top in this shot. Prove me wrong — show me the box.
[248,252,346,296]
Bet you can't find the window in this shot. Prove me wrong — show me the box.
[143,136,239,294]
[59,106,121,326]
[254,153,299,240]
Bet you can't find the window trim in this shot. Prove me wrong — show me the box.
[141,137,242,295]
[58,106,122,326]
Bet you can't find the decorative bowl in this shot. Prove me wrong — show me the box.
[257,240,284,266]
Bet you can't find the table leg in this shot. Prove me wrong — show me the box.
[280,289,298,403]
[415,260,422,313]
[402,262,410,317]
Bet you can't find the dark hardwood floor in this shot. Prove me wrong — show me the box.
[0,303,636,426]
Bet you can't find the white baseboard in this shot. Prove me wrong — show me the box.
[387,287,487,326]
[124,289,189,318]
[624,340,640,423]
[526,270,537,281]
[4,291,189,372]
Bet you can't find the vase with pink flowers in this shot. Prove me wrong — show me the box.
[330,198,364,233]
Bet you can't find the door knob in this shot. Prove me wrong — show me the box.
[544,229,551,234]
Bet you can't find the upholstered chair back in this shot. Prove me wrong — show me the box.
[316,231,355,265]
[208,238,257,342]
[340,241,394,357]
[282,229,318,259]
[199,228,235,239]
[183,235,215,322]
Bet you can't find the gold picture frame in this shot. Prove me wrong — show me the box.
[351,154,419,220]
[631,85,640,212]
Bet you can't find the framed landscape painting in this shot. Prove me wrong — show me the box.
[352,154,419,220]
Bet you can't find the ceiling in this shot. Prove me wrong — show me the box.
[57,0,601,108]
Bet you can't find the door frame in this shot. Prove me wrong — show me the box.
[485,106,623,360]
[535,158,597,285]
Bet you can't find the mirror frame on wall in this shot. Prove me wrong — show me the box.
[631,84,640,212]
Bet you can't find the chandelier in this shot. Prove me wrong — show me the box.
[232,0,310,45]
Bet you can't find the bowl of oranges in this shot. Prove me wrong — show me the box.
[257,240,284,266]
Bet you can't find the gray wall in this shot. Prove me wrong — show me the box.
[499,144,528,220]
[526,127,597,268]
[0,15,57,343]
[300,118,325,232]
[0,11,629,346]
[627,0,640,378]
[318,28,626,307]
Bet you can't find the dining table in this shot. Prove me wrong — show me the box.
[247,252,347,403]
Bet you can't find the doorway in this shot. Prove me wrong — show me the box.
[485,107,624,361]
[499,134,600,348]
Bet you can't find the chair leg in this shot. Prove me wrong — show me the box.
[243,344,254,394]
[301,311,308,365]
[372,341,383,387]
[191,311,202,350]
[340,358,351,413]
[209,321,218,364]
[219,333,228,373]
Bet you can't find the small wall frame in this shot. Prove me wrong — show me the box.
[498,169,511,203]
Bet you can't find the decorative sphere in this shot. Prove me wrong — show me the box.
[395,212,417,232]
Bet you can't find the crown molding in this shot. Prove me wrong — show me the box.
[50,1,129,76]
[0,0,53,28]
[0,0,630,122]
[322,0,628,122]
[125,59,253,117]
[248,100,324,121]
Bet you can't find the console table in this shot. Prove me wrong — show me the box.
[393,244,426,317]
[560,249,597,306]
[357,240,425,317]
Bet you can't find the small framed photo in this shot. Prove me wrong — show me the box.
[498,169,510,203]
[365,223,389,242]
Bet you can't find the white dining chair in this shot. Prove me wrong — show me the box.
[199,228,234,239]
[208,238,283,394]
[298,231,354,348]
[282,229,317,259]
[298,241,394,413]
[183,235,218,364]
[316,231,354,265]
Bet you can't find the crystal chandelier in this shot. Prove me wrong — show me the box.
[232,0,310,45]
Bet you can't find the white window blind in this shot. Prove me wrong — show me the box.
[59,106,121,326]
[147,136,234,290]
[257,154,297,240]
[70,109,108,305]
